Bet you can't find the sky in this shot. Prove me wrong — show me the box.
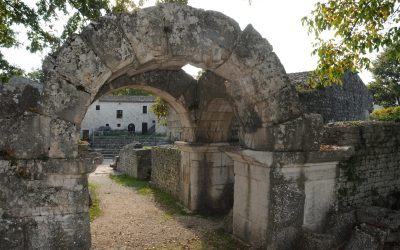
[1,0,374,83]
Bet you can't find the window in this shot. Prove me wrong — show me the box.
[143,106,147,114]
[96,105,100,110]
[116,110,123,119]
[117,124,121,128]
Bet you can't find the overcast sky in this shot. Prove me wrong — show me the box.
[1,0,374,83]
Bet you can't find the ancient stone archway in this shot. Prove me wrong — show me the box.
[40,3,321,152]
[0,4,327,249]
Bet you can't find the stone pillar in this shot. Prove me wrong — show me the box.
[0,154,101,250]
[175,142,234,213]
[224,150,273,248]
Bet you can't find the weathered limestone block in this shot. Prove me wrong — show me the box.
[325,210,357,244]
[344,225,387,250]
[41,75,91,125]
[215,24,272,80]
[161,4,241,69]
[0,213,90,250]
[118,7,170,67]
[357,206,400,230]
[224,150,272,248]
[0,115,79,159]
[241,113,323,151]
[81,15,139,73]
[0,113,50,159]
[297,231,337,250]
[214,24,302,123]
[176,142,234,213]
[0,77,42,118]
[0,154,101,250]
[128,70,197,108]
[49,118,79,158]
[42,35,112,97]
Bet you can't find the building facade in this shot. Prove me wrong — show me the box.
[80,96,166,138]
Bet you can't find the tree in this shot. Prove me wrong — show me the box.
[150,97,169,125]
[302,0,400,87]
[368,44,400,107]
[0,0,187,82]
[108,88,150,96]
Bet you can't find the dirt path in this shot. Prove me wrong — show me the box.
[89,161,226,250]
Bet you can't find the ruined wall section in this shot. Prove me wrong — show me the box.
[322,122,400,208]
[289,71,373,123]
[116,145,152,180]
[150,146,181,198]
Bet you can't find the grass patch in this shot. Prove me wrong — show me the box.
[156,229,249,250]
[89,182,102,222]
[109,174,186,215]
[196,229,249,250]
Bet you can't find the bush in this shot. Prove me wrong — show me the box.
[371,106,400,121]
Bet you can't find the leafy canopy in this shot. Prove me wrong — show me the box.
[0,0,187,82]
[302,0,400,87]
[368,43,400,107]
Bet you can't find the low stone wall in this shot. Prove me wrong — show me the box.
[116,144,151,180]
[322,122,400,208]
[150,145,181,199]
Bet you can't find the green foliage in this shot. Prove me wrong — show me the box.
[368,44,400,107]
[109,174,187,215]
[371,106,400,121]
[150,97,169,125]
[107,88,150,96]
[0,0,142,82]
[89,182,102,221]
[302,0,400,86]
[0,0,195,82]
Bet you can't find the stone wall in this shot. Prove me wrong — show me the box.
[116,144,151,180]
[289,71,373,123]
[322,122,400,208]
[150,146,181,198]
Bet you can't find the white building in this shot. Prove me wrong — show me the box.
[80,96,166,139]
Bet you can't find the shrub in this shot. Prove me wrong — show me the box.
[371,106,400,121]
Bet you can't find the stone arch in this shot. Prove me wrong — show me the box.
[40,3,321,152]
[93,70,197,142]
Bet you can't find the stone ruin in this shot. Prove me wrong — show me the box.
[1,4,400,250]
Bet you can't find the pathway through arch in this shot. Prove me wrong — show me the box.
[89,160,245,249]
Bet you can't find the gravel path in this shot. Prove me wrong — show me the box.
[89,161,222,250]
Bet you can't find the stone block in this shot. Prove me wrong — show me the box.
[0,77,42,118]
[49,118,79,158]
[0,113,51,159]
[159,4,241,69]
[344,225,387,250]
[297,231,337,250]
[357,206,400,230]
[118,7,170,66]
[81,15,139,72]
[43,34,112,97]
[41,75,91,125]
[325,210,356,244]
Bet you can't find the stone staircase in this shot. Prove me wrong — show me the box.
[91,136,169,158]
